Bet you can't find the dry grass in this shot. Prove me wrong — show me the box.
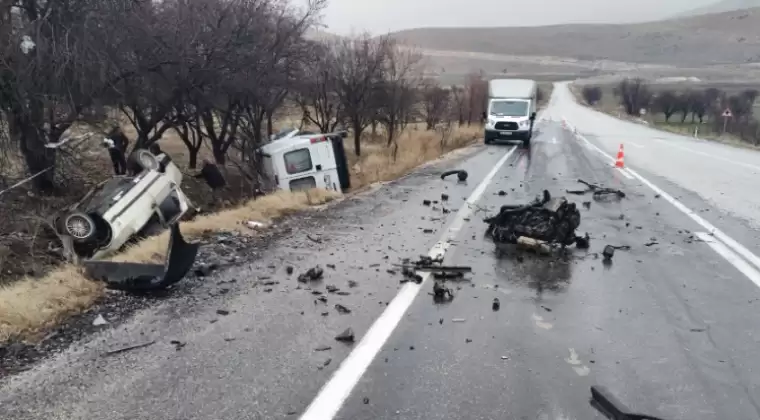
[347,124,482,188]
[0,189,339,342]
[0,119,482,343]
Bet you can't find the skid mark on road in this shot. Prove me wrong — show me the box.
[299,146,519,420]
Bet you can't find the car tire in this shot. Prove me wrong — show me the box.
[130,149,160,172]
[64,212,97,243]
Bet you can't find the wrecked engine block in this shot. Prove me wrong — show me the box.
[485,190,581,246]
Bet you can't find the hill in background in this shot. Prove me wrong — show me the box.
[388,7,760,65]
[677,0,760,17]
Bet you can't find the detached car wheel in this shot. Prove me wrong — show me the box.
[64,212,97,243]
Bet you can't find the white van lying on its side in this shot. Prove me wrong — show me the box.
[258,128,351,194]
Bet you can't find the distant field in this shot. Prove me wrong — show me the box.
[572,81,760,146]
[389,8,760,66]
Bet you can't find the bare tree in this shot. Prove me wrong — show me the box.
[581,86,602,105]
[0,0,137,191]
[652,90,679,122]
[331,34,389,156]
[295,41,343,133]
[464,71,487,125]
[421,79,451,130]
[614,78,652,116]
[374,43,423,150]
[450,85,467,126]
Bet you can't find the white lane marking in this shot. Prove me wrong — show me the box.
[299,146,518,420]
[627,142,644,148]
[617,168,634,180]
[551,137,557,144]
[571,127,760,279]
[651,138,760,173]
[695,232,760,289]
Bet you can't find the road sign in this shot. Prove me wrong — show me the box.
[722,108,733,118]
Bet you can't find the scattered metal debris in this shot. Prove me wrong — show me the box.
[216,309,230,316]
[307,234,322,244]
[348,280,358,288]
[492,298,500,311]
[498,190,507,196]
[298,266,324,283]
[440,169,468,182]
[566,179,625,201]
[602,245,630,262]
[441,194,449,202]
[433,281,454,302]
[335,328,355,343]
[335,304,351,314]
[102,340,156,357]
[423,199,432,206]
[170,340,186,351]
[286,266,294,275]
[315,345,332,351]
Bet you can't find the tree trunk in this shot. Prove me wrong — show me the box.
[12,110,56,192]
[353,119,362,156]
[188,148,199,169]
[266,111,274,138]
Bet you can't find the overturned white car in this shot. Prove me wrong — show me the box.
[55,149,192,260]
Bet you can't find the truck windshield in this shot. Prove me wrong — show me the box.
[490,100,529,117]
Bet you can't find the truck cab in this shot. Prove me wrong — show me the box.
[258,129,351,194]
[483,78,538,147]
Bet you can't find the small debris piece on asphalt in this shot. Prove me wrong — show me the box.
[335,328,355,343]
[441,194,449,202]
[317,296,328,303]
[433,281,454,302]
[92,314,108,326]
[315,345,332,351]
[498,190,507,196]
[286,266,294,275]
[423,228,434,234]
[645,241,658,247]
[363,397,370,404]
[466,338,472,343]
[307,234,322,243]
[216,309,230,316]
[348,280,358,288]
[422,199,432,206]
[326,264,336,269]
[326,285,340,293]
[102,340,156,357]
[335,304,351,314]
[582,201,591,210]
[440,169,468,182]
[170,340,186,351]
[323,358,332,367]
[602,245,617,261]
[492,298,500,311]
[298,266,324,283]
[542,306,552,312]
[433,272,465,280]
[575,233,591,249]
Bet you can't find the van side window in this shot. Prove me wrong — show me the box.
[284,148,312,174]
[289,176,317,191]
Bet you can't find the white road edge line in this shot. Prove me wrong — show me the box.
[299,146,518,420]
[566,120,760,276]
[695,233,760,288]
[617,168,634,180]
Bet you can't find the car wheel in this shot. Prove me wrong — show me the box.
[132,149,159,172]
[64,212,97,243]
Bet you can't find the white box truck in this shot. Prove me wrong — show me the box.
[483,79,538,147]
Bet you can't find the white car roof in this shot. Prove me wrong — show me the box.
[259,133,325,155]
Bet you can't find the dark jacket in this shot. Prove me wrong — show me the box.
[195,162,226,189]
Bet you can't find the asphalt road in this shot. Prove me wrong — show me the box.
[4,84,760,420]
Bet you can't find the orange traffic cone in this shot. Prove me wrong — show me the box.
[614,144,625,168]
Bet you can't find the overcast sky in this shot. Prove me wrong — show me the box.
[318,0,719,34]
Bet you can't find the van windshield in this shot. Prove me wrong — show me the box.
[490,100,529,117]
